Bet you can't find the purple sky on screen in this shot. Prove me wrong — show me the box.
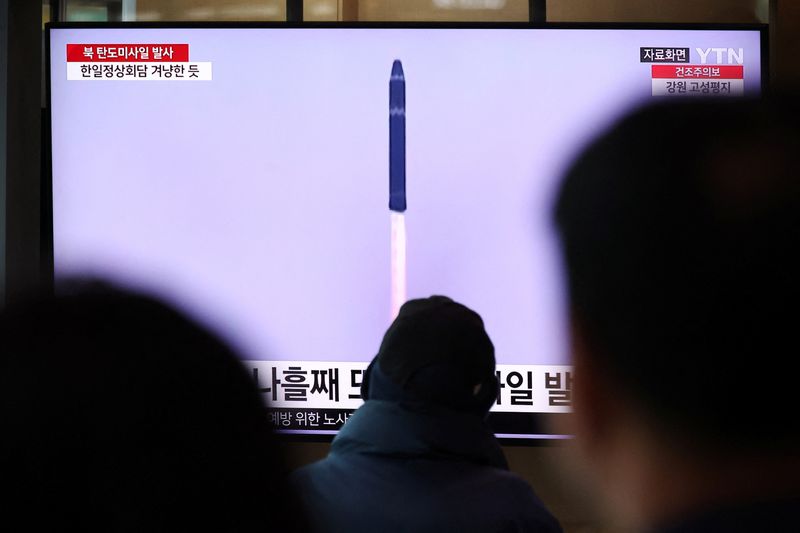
[50,28,762,363]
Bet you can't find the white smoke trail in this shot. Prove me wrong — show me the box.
[390,211,407,320]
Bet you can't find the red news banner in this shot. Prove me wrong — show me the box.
[652,64,744,97]
[66,44,212,81]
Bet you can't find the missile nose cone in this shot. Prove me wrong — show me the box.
[391,60,404,80]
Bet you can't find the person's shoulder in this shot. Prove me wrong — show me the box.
[289,456,335,494]
[479,468,563,533]
[478,466,538,496]
[290,452,359,493]
[291,455,331,479]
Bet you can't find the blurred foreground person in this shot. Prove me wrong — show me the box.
[292,296,561,533]
[0,283,306,532]
[554,96,800,532]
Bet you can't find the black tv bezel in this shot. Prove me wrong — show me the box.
[44,22,769,446]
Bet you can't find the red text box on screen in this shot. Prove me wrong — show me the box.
[651,65,744,79]
[66,44,190,62]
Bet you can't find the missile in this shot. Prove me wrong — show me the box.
[389,60,406,212]
[389,60,407,319]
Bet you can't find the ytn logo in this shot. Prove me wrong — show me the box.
[696,48,744,64]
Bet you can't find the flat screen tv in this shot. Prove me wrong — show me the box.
[47,22,766,442]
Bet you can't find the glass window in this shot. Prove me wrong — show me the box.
[59,0,530,22]
[59,0,761,23]
[353,0,529,22]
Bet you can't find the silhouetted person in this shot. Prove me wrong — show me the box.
[292,296,561,533]
[553,96,800,532]
[0,282,306,532]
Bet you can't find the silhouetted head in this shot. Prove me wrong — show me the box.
[361,295,498,414]
[554,94,800,525]
[555,94,800,450]
[0,282,305,532]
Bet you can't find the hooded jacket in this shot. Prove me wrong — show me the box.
[291,394,562,533]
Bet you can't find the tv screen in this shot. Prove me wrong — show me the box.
[47,23,765,441]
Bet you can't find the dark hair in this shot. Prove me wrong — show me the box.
[554,95,800,450]
[0,282,306,532]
